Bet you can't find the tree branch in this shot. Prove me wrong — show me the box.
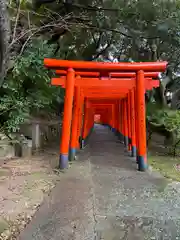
[77,22,160,40]
[34,0,128,13]
[92,33,114,60]
[12,0,21,41]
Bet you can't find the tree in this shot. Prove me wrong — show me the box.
[2,0,180,142]
[0,0,10,85]
[0,38,64,133]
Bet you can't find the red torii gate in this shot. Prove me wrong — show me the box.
[44,59,167,171]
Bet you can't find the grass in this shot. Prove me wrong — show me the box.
[0,218,9,234]
[148,152,180,182]
[0,168,11,177]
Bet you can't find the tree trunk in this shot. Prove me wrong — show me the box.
[0,0,10,86]
[150,41,169,107]
[171,89,180,109]
[159,83,167,107]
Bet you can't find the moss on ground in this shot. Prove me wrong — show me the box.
[0,218,9,234]
[148,152,180,182]
[0,168,10,177]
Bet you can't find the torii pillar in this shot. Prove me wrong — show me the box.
[136,70,147,171]
[59,68,75,169]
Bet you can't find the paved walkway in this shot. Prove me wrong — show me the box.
[19,125,180,240]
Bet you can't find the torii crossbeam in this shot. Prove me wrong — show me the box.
[44,58,167,172]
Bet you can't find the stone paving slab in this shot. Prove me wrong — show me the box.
[19,125,180,240]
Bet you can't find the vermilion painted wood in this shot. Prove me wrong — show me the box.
[51,77,135,88]
[93,104,117,106]
[70,87,81,154]
[127,93,132,151]
[114,101,120,132]
[123,99,128,148]
[56,70,159,78]
[130,89,136,156]
[92,104,115,127]
[84,92,127,96]
[90,99,126,104]
[119,100,123,137]
[136,70,147,170]
[59,68,75,168]
[44,58,167,72]
[56,70,100,77]
[82,100,95,140]
[86,95,126,99]
[83,100,89,139]
[110,72,159,78]
[51,77,159,91]
[83,88,130,92]
[83,90,128,98]
[134,89,139,161]
[45,58,167,171]
[85,79,159,90]
[121,100,125,138]
[76,92,84,148]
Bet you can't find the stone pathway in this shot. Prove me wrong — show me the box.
[19,125,180,240]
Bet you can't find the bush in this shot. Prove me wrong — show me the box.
[0,39,64,134]
[147,102,180,156]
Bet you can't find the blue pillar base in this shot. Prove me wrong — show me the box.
[124,136,128,148]
[81,140,85,149]
[114,129,119,136]
[136,155,139,164]
[69,148,76,161]
[80,126,94,149]
[131,146,137,157]
[138,155,147,171]
[111,128,116,133]
[116,131,120,137]
[59,154,68,169]
[118,132,124,142]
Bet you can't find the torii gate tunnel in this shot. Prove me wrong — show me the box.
[44,59,167,171]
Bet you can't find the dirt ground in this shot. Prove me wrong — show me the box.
[148,133,180,181]
[18,125,180,240]
[0,148,60,240]
[0,131,180,239]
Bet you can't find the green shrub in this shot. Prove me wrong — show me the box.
[0,39,64,133]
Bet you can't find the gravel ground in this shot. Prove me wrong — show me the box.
[0,150,60,240]
[18,125,180,240]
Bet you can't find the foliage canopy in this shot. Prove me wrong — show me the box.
[1,0,180,144]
